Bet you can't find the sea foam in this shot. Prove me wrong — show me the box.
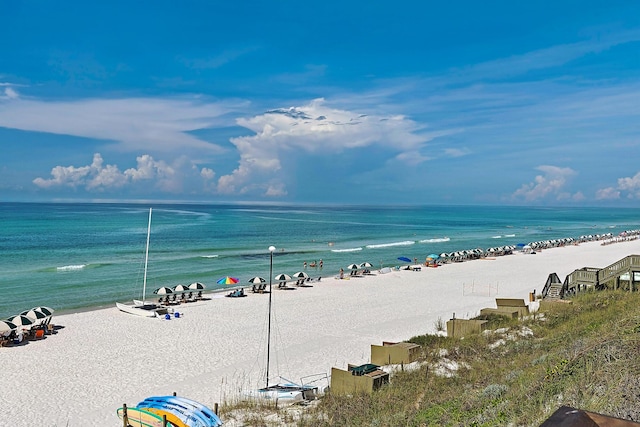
[366,240,415,249]
[57,264,87,271]
[418,237,450,243]
[331,247,363,253]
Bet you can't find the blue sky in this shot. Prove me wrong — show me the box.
[1,1,640,205]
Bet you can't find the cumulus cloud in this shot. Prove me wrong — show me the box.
[512,165,580,202]
[596,171,640,200]
[33,153,216,194]
[217,98,428,195]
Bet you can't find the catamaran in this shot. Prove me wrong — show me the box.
[116,208,173,318]
[244,246,327,403]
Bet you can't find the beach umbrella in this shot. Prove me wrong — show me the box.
[153,287,174,295]
[217,276,239,285]
[397,256,412,263]
[173,284,190,293]
[33,306,54,317]
[8,315,34,328]
[189,282,206,290]
[346,263,359,270]
[0,320,17,335]
[248,276,266,284]
[274,273,291,282]
[20,309,48,324]
[426,254,440,260]
[293,271,309,279]
[360,262,373,268]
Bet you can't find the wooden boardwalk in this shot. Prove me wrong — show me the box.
[542,255,640,299]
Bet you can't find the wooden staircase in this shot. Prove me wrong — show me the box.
[542,272,564,300]
[563,254,640,295]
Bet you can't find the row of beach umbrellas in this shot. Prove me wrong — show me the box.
[153,282,206,295]
[1,306,54,335]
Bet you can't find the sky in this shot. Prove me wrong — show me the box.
[1,1,640,206]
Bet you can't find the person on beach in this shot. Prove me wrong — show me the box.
[303,261,307,269]
[319,259,323,269]
[339,268,344,279]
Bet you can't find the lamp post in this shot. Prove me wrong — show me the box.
[266,245,276,389]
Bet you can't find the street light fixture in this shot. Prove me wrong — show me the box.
[266,245,276,389]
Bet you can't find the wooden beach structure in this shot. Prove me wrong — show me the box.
[446,318,488,338]
[542,255,640,300]
[370,341,420,366]
[479,298,529,319]
[330,364,389,395]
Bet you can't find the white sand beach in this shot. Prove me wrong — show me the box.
[2,238,640,426]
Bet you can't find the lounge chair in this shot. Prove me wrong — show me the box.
[226,288,247,298]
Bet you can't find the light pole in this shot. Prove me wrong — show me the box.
[266,245,276,389]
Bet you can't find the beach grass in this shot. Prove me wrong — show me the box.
[225,290,640,426]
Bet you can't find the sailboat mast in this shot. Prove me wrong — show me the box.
[142,208,152,302]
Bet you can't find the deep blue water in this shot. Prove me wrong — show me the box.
[1,202,638,317]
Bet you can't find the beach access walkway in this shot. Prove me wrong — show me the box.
[543,254,640,299]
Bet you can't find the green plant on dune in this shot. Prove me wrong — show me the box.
[223,291,640,426]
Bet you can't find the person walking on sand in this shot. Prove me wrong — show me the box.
[339,268,344,279]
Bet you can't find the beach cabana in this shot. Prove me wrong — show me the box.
[371,341,420,366]
[331,364,389,395]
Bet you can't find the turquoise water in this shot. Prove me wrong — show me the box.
[1,202,638,317]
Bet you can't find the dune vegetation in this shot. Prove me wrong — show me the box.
[223,290,640,426]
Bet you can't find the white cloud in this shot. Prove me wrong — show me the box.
[596,171,640,200]
[0,96,238,154]
[4,87,19,99]
[217,98,429,195]
[595,187,621,200]
[443,148,470,158]
[33,153,215,194]
[512,165,579,202]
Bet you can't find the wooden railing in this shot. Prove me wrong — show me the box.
[598,255,640,284]
[564,255,640,291]
[542,273,561,299]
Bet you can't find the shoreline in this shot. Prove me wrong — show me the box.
[2,238,640,426]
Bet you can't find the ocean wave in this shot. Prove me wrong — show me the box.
[504,234,516,237]
[366,240,415,249]
[200,255,219,258]
[331,247,363,253]
[418,237,450,243]
[57,264,87,271]
[492,235,502,239]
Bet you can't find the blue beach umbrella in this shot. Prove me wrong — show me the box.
[397,256,412,263]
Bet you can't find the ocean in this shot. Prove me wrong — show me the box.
[1,202,638,318]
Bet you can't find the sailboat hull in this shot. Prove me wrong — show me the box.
[116,302,173,318]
